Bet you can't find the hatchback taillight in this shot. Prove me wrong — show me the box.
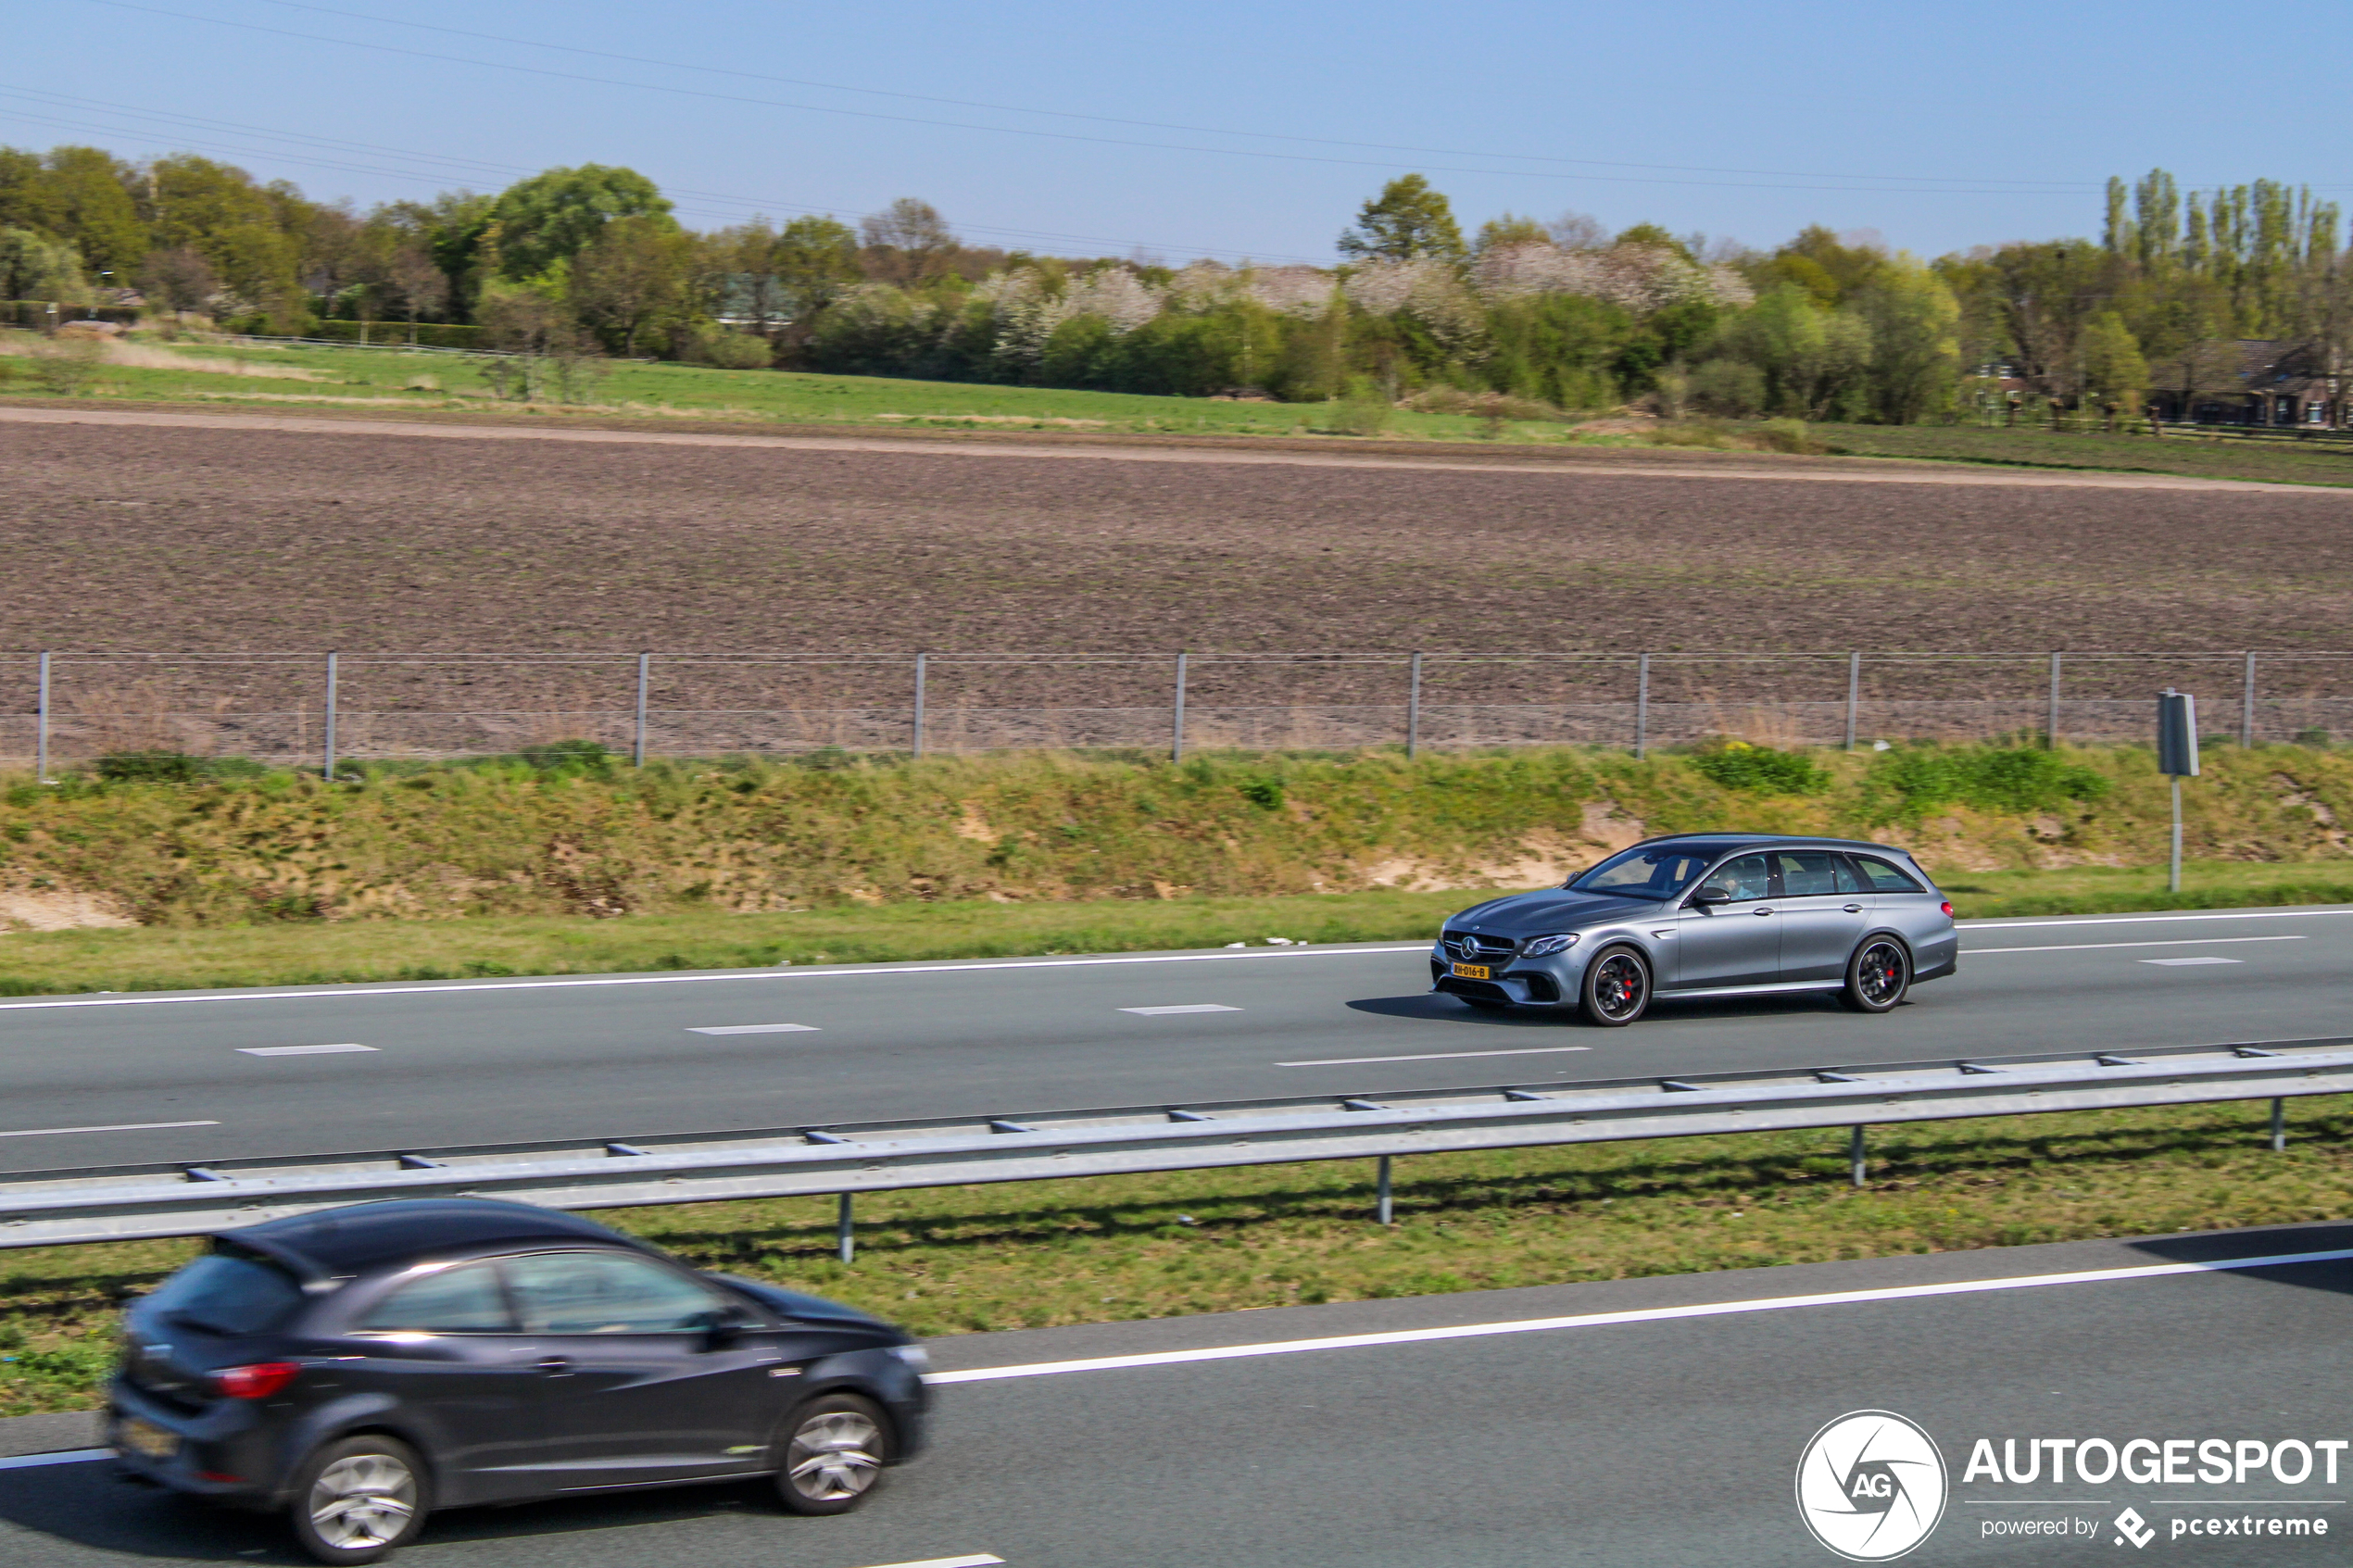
[212,1361,300,1399]
[1940,901,1955,918]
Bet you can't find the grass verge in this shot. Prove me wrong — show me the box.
[4,860,2352,997]
[7,1096,2349,1416]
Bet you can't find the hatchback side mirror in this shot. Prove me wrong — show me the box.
[696,1306,758,1349]
[1690,887,1731,906]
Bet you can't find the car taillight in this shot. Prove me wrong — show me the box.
[1940,901,1954,918]
[212,1361,300,1400]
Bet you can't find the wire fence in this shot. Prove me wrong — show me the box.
[4,649,2348,776]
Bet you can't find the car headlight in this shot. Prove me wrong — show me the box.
[888,1344,931,1372]
[1519,933,1579,958]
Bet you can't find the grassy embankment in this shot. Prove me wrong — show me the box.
[7,740,2353,993]
[6,331,2348,486]
[9,739,2353,1414]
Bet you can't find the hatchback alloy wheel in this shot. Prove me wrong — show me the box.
[291,1436,426,1564]
[776,1395,888,1514]
[1582,947,1650,1026]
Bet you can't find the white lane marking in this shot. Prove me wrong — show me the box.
[686,1023,821,1035]
[1279,1045,1594,1067]
[1120,1004,1241,1016]
[1963,909,2353,930]
[0,945,1434,1012]
[2144,957,2245,967]
[1964,935,2305,955]
[0,1120,220,1139]
[236,1043,378,1057]
[928,1245,2353,1386]
[849,1557,1005,1568]
[0,1449,112,1472]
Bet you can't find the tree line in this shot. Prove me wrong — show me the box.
[1,144,2344,422]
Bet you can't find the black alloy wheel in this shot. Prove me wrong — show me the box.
[1580,947,1651,1026]
[774,1393,890,1515]
[1842,937,1911,1013]
[288,1435,429,1565]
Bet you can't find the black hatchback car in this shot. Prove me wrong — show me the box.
[108,1198,929,1563]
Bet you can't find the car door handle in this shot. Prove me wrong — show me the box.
[1753,906,1774,916]
[1843,903,1864,912]
[535,1356,573,1376]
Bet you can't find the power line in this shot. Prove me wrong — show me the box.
[0,88,1335,262]
[232,0,2109,192]
[60,0,2127,198]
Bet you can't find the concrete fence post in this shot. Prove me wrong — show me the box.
[322,651,339,781]
[1634,652,1651,759]
[1172,652,1188,762]
[1406,652,1423,759]
[912,653,927,759]
[34,651,51,784]
[1844,651,1861,750]
[633,651,650,767]
[2046,652,2062,748]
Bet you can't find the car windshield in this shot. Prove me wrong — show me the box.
[1567,846,1716,900]
[144,1249,307,1336]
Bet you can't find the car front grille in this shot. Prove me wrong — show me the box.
[1441,931,1517,961]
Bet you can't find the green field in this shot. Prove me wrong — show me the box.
[8,330,2350,485]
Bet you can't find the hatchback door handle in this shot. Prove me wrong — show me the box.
[1843,903,1864,912]
[1753,906,1774,916]
[535,1356,573,1376]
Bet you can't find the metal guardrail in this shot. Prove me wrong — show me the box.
[1,1038,2346,1255]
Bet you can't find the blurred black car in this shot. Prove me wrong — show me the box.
[108,1198,929,1563]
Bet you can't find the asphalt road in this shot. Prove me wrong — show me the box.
[6,1223,2353,1567]
[2,905,2349,1173]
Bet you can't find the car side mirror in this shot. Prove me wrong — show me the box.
[1690,887,1731,907]
[696,1306,757,1349]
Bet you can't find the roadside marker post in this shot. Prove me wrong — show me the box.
[837,1191,855,1264]
[34,650,50,784]
[1844,651,1860,750]
[321,651,339,781]
[1377,1154,1393,1224]
[1405,651,1422,759]
[912,652,927,759]
[1633,652,1650,759]
[2158,688,2199,894]
[632,651,650,766]
[1171,651,1188,762]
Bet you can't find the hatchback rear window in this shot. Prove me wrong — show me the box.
[358,1262,516,1335]
[145,1251,306,1336]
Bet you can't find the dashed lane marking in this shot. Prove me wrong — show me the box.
[236,1043,378,1057]
[2142,957,2246,967]
[1964,935,2304,955]
[1279,1044,1594,1067]
[686,1023,821,1035]
[1119,1004,1241,1016]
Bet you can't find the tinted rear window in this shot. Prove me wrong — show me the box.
[359,1262,517,1335]
[145,1252,306,1336]
[1853,856,1925,893]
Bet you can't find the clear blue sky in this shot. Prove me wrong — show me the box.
[6,0,2348,263]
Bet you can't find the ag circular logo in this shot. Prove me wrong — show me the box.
[1795,1410,1948,1562]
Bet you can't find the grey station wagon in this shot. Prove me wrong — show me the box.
[1431,834,1957,1025]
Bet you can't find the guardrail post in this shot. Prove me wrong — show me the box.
[1377,1154,1393,1224]
[912,653,926,759]
[1844,651,1861,750]
[633,652,650,766]
[321,651,339,781]
[1406,652,1422,759]
[1849,1124,1867,1187]
[34,650,50,784]
[837,1191,855,1263]
[2271,1097,2285,1152]
[2242,652,2257,747]
[1172,651,1188,762]
[1634,652,1650,759]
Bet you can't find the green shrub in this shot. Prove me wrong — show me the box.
[1327,377,1392,436]
[1687,742,1827,795]
[93,750,202,784]
[1239,777,1285,809]
[1870,745,2109,819]
[1753,418,1820,454]
[518,738,613,775]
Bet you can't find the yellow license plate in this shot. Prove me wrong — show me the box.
[118,1417,177,1461]
[1450,962,1491,981]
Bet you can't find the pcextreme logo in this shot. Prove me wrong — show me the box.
[1796,1410,1951,1562]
